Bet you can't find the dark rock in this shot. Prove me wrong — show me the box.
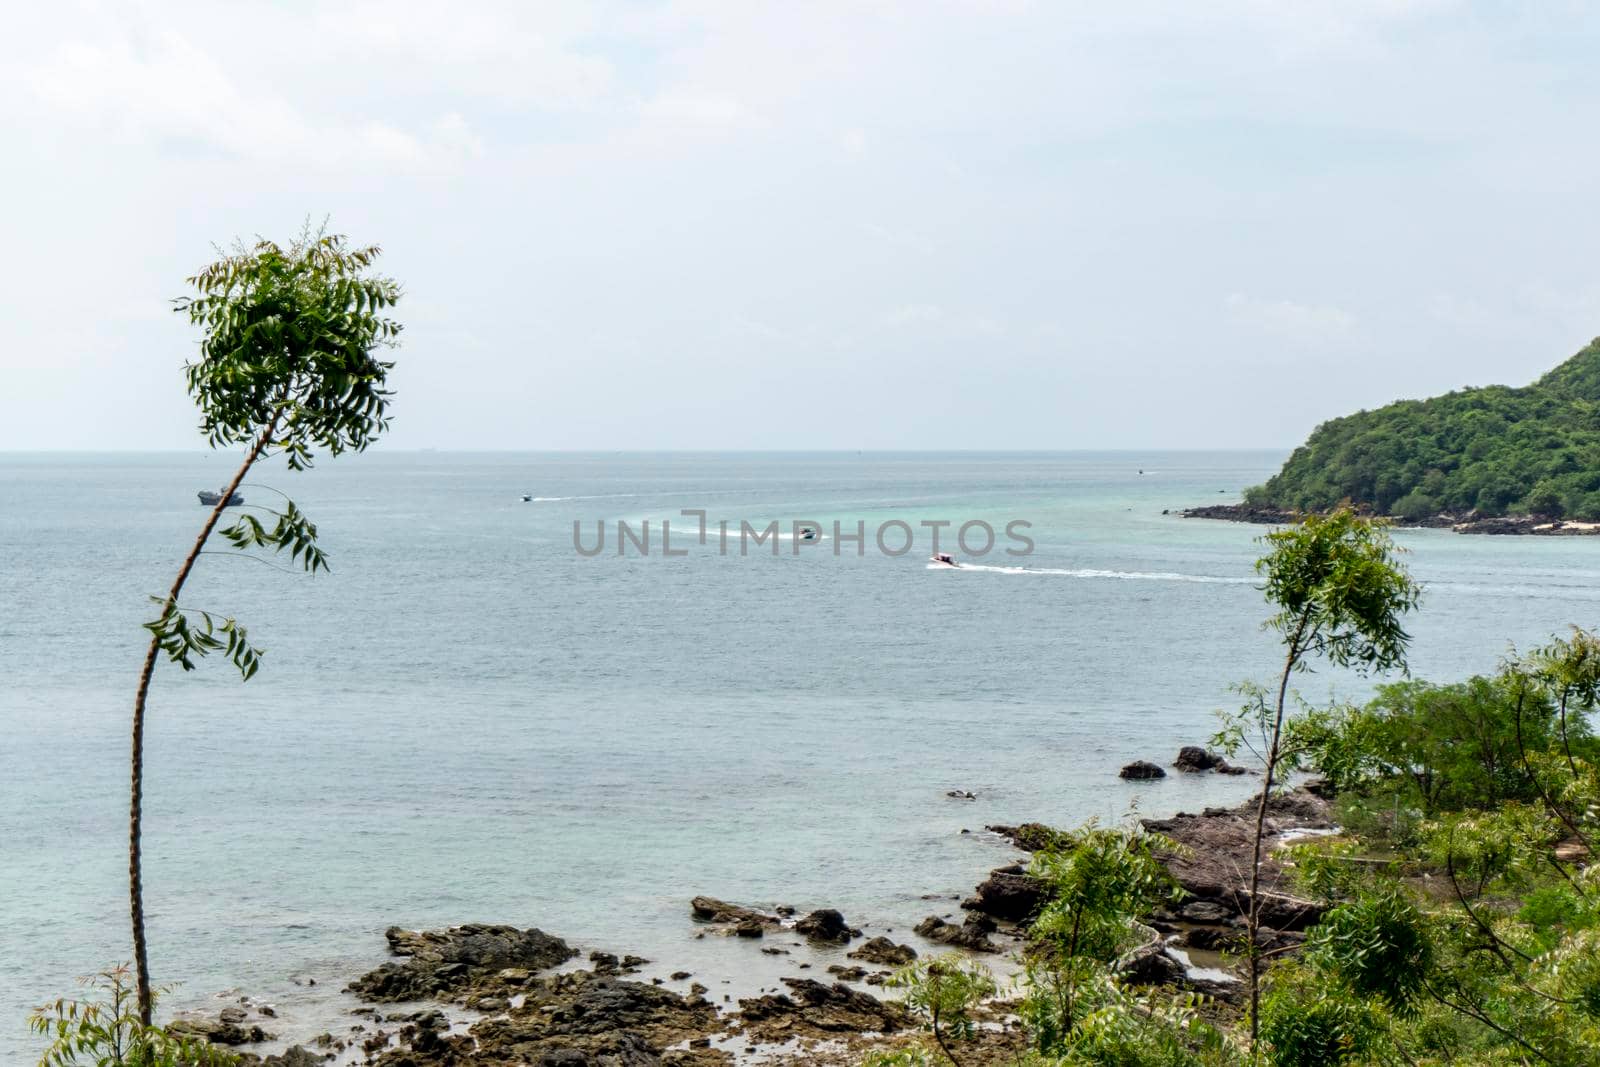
[738,979,909,1039]
[734,920,765,939]
[794,909,854,944]
[689,896,778,927]
[985,822,1065,852]
[848,936,916,967]
[348,924,577,1003]
[168,1016,274,1046]
[1141,788,1333,907]
[1120,760,1167,780]
[1182,926,1233,951]
[1180,899,1233,924]
[1181,503,1301,525]
[913,915,997,953]
[1116,942,1185,986]
[962,864,1049,923]
[1173,746,1222,772]
[827,965,867,981]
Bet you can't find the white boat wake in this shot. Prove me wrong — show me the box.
[927,563,1254,584]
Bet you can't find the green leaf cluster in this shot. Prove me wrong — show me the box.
[173,226,401,470]
[218,500,327,573]
[141,601,261,680]
[31,966,238,1067]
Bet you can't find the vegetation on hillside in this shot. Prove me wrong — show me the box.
[873,517,1600,1066]
[1243,338,1600,521]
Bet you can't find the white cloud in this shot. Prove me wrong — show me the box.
[883,304,945,327]
[18,28,487,170]
[1225,293,1356,342]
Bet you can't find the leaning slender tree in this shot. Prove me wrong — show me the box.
[1239,510,1420,1046]
[129,230,401,1025]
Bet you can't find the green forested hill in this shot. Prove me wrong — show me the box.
[1245,338,1600,520]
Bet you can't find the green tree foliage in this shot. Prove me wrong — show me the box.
[30,967,237,1067]
[878,955,997,1067]
[1243,337,1600,518]
[1016,826,1243,1065]
[125,227,401,1024]
[1276,630,1600,1064]
[1215,510,1420,1044]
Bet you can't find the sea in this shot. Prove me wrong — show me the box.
[4,450,1598,1059]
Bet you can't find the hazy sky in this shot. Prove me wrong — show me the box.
[5,1,1600,451]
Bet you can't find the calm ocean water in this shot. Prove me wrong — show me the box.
[4,450,1599,1057]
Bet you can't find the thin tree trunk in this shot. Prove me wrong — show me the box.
[130,417,280,1026]
[1247,619,1306,1048]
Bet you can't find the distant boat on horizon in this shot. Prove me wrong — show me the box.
[198,489,244,507]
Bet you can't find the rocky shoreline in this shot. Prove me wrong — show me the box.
[178,754,1327,1066]
[1181,501,1600,535]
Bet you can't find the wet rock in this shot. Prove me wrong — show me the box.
[1142,788,1332,906]
[848,936,916,967]
[1119,760,1167,780]
[348,923,577,1003]
[914,915,998,953]
[734,920,765,939]
[443,971,716,1067]
[962,864,1049,924]
[234,1047,327,1067]
[689,896,778,928]
[793,908,855,944]
[1182,926,1233,951]
[827,965,868,981]
[985,822,1066,852]
[1180,899,1233,924]
[738,978,909,1039]
[1116,941,1186,986]
[1173,746,1222,772]
[168,1015,274,1046]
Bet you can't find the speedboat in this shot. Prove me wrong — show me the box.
[522,494,533,502]
[197,489,243,507]
[931,553,959,567]
[799,526,818,541]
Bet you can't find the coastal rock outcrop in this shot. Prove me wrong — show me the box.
[737,978,909,1040]
[689,896,779,929]
[348,923,577,1003]
[985,822,1065,852]
[1141,788,1332,924]
[1172,746,1221,772]
[168,1014,274,1046]
[793,908,857,944]
[914,914,999,953]
[1119,760,1167,780]
[961,864,1049,924]
[847,936,916,967]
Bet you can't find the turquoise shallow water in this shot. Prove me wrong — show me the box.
[4,450,1600,1057]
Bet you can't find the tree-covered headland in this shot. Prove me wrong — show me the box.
[1243,338,1600,522]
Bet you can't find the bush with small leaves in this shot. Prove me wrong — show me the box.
[31,966,238,1067]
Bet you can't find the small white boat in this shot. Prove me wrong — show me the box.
[522,494,533,502]
[198,489,243,507]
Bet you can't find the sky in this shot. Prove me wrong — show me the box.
[4,0,1600,451]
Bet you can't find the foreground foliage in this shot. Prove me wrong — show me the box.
[30,968,236,1067]
[126,226,401,1023]
[877,521,1599,1066]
